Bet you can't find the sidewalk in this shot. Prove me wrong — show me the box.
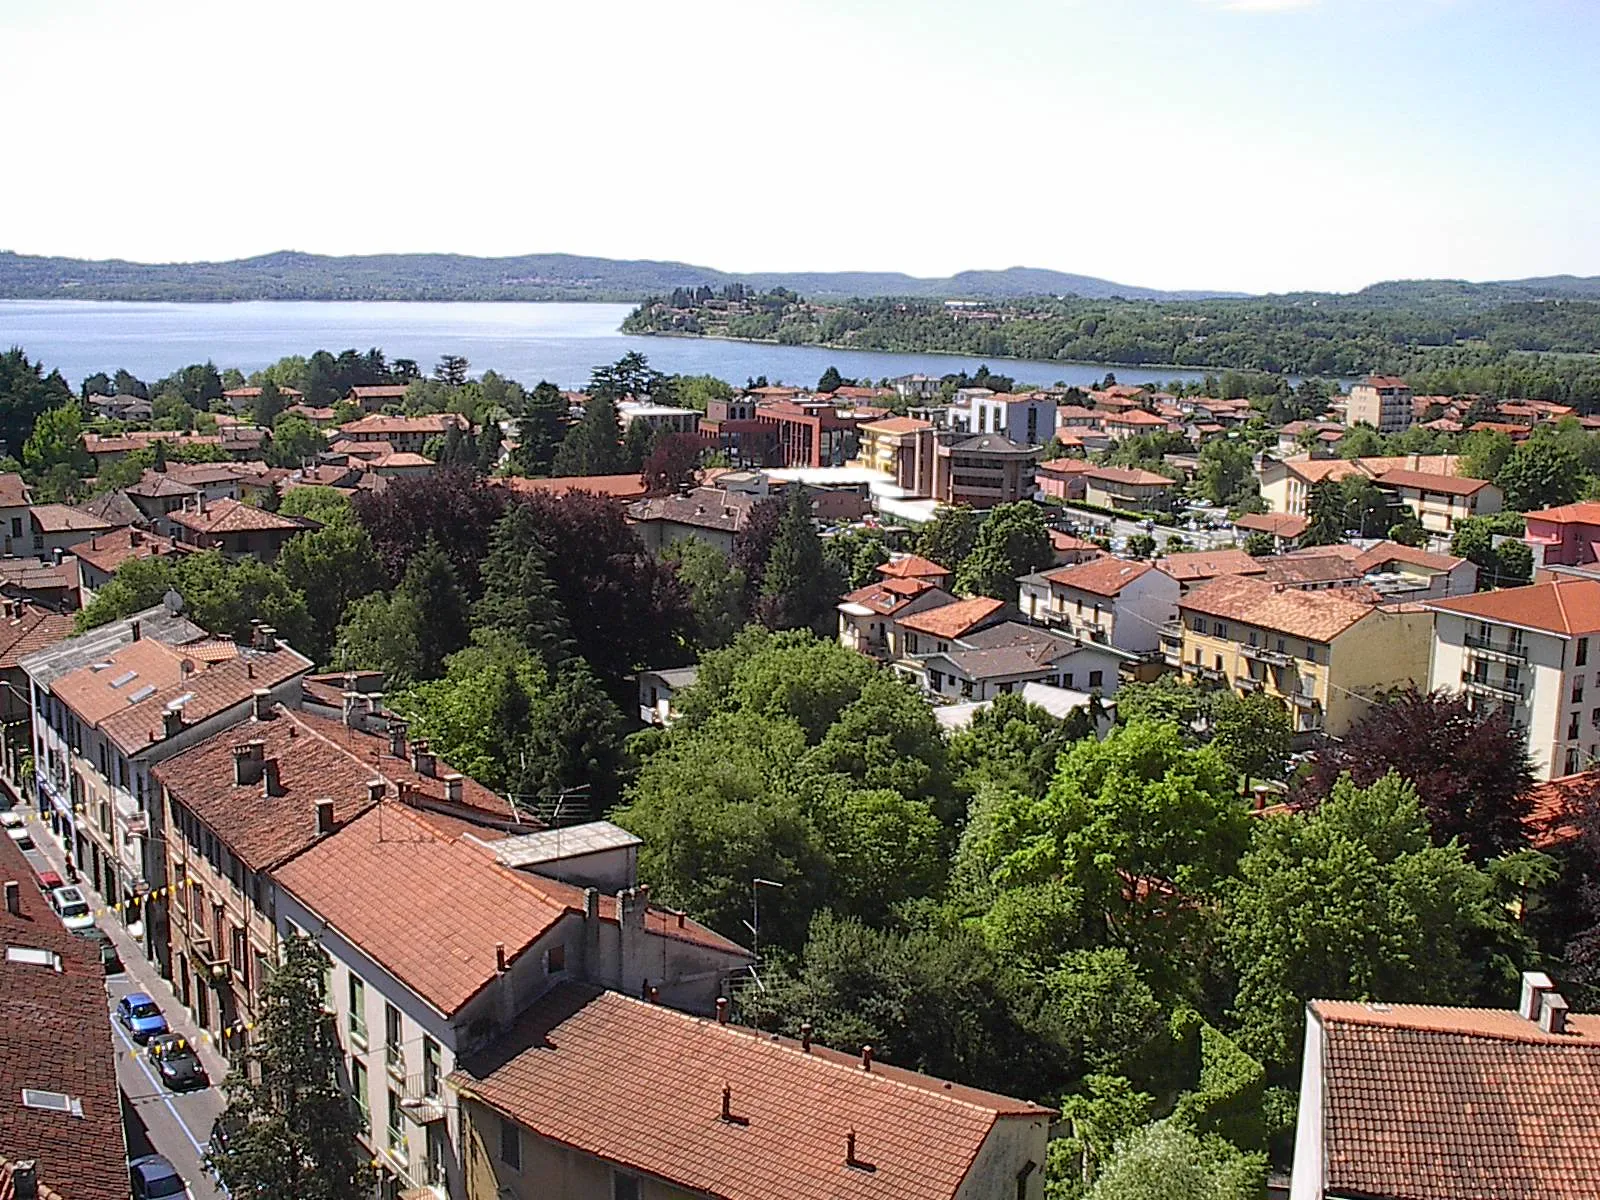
[24,809,233,1087]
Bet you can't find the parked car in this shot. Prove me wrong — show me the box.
[130,1153,191,1199]
[1,809,33,849]
[116,992,169,1043]
[48,885,94,932]
[34,867,63,891]
[84,927,124,975]
[208,1112,245,1175]
[147,1034,208,1091]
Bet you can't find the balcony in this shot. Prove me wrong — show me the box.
[1242,643,1294,668]
[1461,674,1527,703]
[1235,674,1263,692]
[187,935,231,985]
[1464,633,1528,663]
[1288,691,1320,710]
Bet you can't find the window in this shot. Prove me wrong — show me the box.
[1305,644,1318,663]
[1581,637,1591,667]
[929,670,943,692]
[422,1037,441,1099]
[1213,654,1223,671]
[614,1172,641,1200]
[385,1003,403,1076]
[1276,637,1286,653]
[1063,672,1074,688]
[1190,616,1206,632]
[499,1117,522,1170]
[544,943,566,976]
[351,1059,369,1134]
[1576,678,1586,705]
[1214,621,1229,638]
[386,1089,404,1154]
[905,633,919,654]
[1089,670,1104,688]
[1247,630,1259,647]
[348,975,367,1045]
[1567,748,1582,776]
[1570,714,1581,741]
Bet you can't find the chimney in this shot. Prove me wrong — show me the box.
[4,881,19,916]
[721,1084,732,1121]
[861,1045,873,1072]
[162,702,184,738]
[131,529,143,547]
[584,887,599,921]
[800,1022,813,1052]
[411,739,436,778]
[259,625,277,650]
[495,942,507,973]
[1520,970,1556,1021]
[10,1161,37,1200]
[1540,991,1570,1035]
[648,985,660,1004]
[342,691,361,728]
[388,718,408,760]
[715,997,729,1024]
[232,740,266,786]
[261,758,282,797]
[51,547,62,566]
[130,619,141,642]
[315,798,335,836]
[846,1131,861,1168]
[252,688,271,721]
[443,773,463,803]
[367,780,385,804]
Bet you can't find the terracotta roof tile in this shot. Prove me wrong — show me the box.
[859,417,933,435]
[876,554,949,581]
[1232,512,1309,538]
[1180,574,1376,642]
[840,580,946,617]
[1525,502,1600,525]
[498,475,648,502]
[1083,465,1173,487]
[0,605,75,671]
[1154,548,1263,583]
[167,497,308,535]
[0,473,32,508]
[897,596,1007,639]
[69,527,188,576]
[338,413,467,436]
[347,385,410,400]
[1377,468,1492,496]
[1429,576,1600,637]
[1522,770,1597,848]
[1314,1000,1600,1200]
[0,835,128,1200]
[453,984,1050,1200]
[28,504,119,534]
[1043,557,1159,596]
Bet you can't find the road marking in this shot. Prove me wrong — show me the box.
[109,1004,209,1160]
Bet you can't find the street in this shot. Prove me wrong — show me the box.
[18,810,227,1200]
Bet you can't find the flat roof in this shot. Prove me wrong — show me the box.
[491,821,643,870]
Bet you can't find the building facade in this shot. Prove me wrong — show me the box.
[1345,375,1415,434]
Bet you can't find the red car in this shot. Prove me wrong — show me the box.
[35,868,63,891]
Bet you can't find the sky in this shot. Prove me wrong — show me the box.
[2,0,1597,294]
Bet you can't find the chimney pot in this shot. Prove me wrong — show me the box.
[715,997,730,1024]
[163,702,184,738]
[583,887,599,920]
[251,687,271,721]
[411,739,436,778]
[846,1130,858,1165]
[4,880,19,916]
[1540,991,1571,1035]
[130,619,141,642]
[388,717,408,760]
[261,758,282,797]
[10,1160,37,1200]
[649,985,660,1004]
[495,942,507,973]
[861,1045,873,1072]
[315,798,335,835]
[800,1021,813,1052]
[367,780,385,803]
[721,1084,732,1121]
[443,772,463,803]
[1520,970,1556,1021]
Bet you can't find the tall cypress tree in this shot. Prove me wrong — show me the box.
[758,485,835,633]
[551,393,624,477]
[207,936,377,1199]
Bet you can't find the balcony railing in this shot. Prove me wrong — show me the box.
[1461,674,1527,703]
[1463,633,1529,663]
[1235,675,1262,692]
[1288,691,1320,709]
[1242,643,1294,667]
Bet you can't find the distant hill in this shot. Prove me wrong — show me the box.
[0,250,1245,303]
[0,250,1594,306]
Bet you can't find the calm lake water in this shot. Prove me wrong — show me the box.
[0,300,1220,392]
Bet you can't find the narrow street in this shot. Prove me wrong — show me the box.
[18,808,228,1200]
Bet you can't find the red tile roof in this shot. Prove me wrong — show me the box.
[1232,512,1309,539]
[1105,409,1169,427]
[1376,468,1493,496]
[453,984,1051,1200]
[1523,770,1596,848]
[1083,465,1173,487]
[1043,557,1160,596]
[498,475,648,502]
[0,473,30,508]
[69,527,187,576]
[1429,576,1600,637]
[1154,548,1263,583]
[1525,502,1600,525]
[28,504,119,534]
[0,604,74,671]
[1312,999,1600,1200]
[1361,375,1410,389]
[167,497,308,536]
[50,638,189,725]
[338,413,467,437]
[876,554,949,581]
[347,385,410,400]
[840,579,945,617]
[859,417,932,436]
[0,835,128,1200]
[897,596,1007,639]
[1181,573,1377,642]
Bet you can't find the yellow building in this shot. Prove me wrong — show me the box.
[852,416,935,493]
[1256,454,1463,517]
[1176,575,1432,737]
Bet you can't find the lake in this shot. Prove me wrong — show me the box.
[0,300,1220,392]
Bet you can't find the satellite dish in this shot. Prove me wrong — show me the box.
[163,589,184,616]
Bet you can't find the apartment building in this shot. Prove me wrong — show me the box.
[21,610,311,974]
[337,413,470,455]
[934,434,1040,507]
[0,472,32,557]
[1177,576,1432,737]
[0,600,73,797]
[1428,576,1600,780]
[1523,501,1600,568]
[854,416,937,493]
[969,392,1056,446]
[1018,558,1178,655]
[1345,375,1415,434]
[897,620,1123,703]
[454,985,1053,1200]
[1256,454,1462,517]
[837,578,957,660]
[1372,467,1501,534]
[1081,466,1176,511]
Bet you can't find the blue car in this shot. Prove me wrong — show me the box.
[115,992,169,1044]
[130,1154,190,1199]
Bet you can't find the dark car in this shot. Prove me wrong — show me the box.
[130,1153,190,1199]
[147,1033,208,1091]
[83,927,124,975]
[208,1112,244,1173]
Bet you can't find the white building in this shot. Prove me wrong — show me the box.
[1427,575,1600,780]
[1018,558,1179,655]
[968,393,1056,447]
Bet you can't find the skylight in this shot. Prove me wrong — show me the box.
[20,1089,83,1117]
[126,685,157,704]
[5,946,62,971]
[110,670,138,688]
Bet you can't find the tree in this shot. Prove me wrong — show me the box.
[0,349,73,459]
[267,413,325,467]
[946,690,1095,799]
[518,658,629,809]
[1113,676,1207,730]
[434,354,470,387]
[821,528,891,590]
[758,485,837,633]
[207,936,377,1199]
[512,381,570,476]
[731,496,784,596]
[112,368,149,399]
[914,505,981,575]
[1451,513,1533,589]
[817,365,845,393]
[551,392,625,476]
[21,399,91,494]
[1301,478,1347,546]
[335,543,469,684]
[642,432,702,495]
[1241,531,1275,557]
[1076,1121,1264,1200]
[274,521,387,665]
[396,638,544,790]
[1225,773,1515,1069]
[156,361,224,408]
[1298,686,1533,862]
[475,418,504,475]
[80,371,112,399]
[1124,533,1156,560]
[474,504,573,668]
[1497,436,1584,511]
[1460,428,1515,482]
[955,502,1053,600]
[1206,691,1292,784]
[663,539,747,649]
[251,379,286,427]
[353,469,506,595]
[622,417,655,473]
[1195,440,1254,507]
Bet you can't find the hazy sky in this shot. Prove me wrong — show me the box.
[3,0,1596,293]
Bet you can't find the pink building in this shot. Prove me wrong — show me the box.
[1525,502,1600,567]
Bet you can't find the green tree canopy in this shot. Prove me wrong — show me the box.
[955,502,1053,600]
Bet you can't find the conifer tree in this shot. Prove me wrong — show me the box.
[757,485,836,633]
[552,392,624,476]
